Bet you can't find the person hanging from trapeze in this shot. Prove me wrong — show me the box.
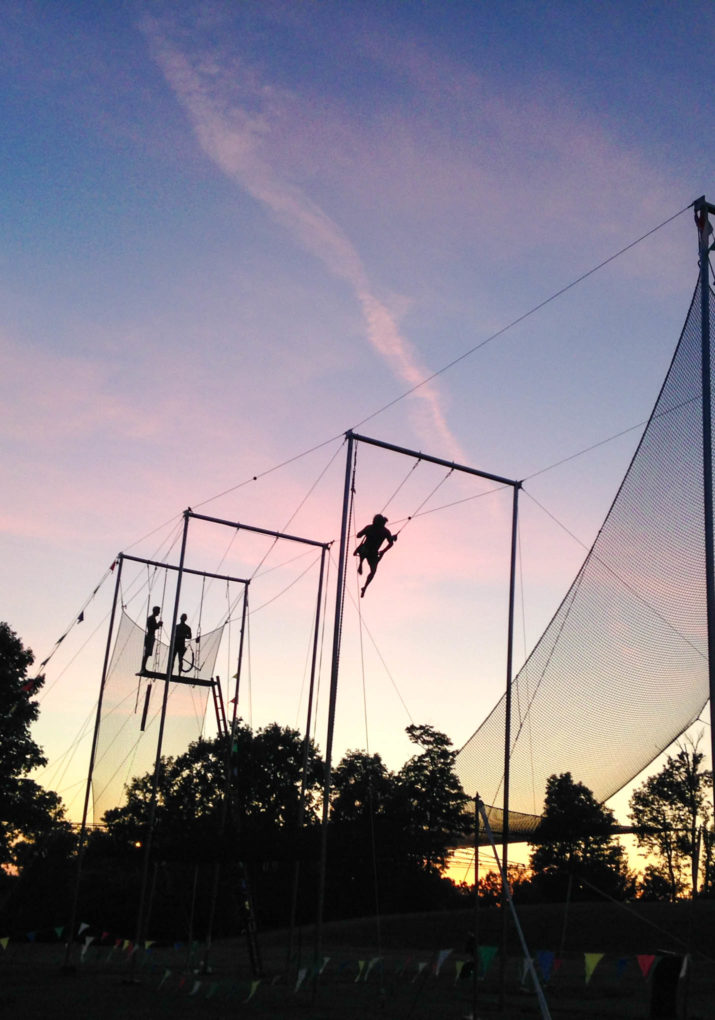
[172,613,192,674]
[141,605,163,673]
[353,514,395,597]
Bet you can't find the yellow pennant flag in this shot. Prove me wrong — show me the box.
[243,979,260,1002]
[0,938,9,951]
[585,953,604,984]
[355,960,366,982]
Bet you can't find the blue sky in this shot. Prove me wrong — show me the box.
[1,0,713,825]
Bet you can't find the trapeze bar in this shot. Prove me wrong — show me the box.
[348,431,520,488]
[136,669,215,688]
[186,510,330,549]
[119,553,249,586]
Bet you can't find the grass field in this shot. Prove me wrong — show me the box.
[3,900,715,1019]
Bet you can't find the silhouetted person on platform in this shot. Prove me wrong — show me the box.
[353,514,395,597]
[141,605,162,673]
[173,613,192,673]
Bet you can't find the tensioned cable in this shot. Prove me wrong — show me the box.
[165,206,690,518]
[351,204,691,432]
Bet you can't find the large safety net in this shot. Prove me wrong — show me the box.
[91,610,223,821]
[457,279,714,838]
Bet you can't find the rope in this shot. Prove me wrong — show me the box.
[391,465,454,537]
[380,456,421,515]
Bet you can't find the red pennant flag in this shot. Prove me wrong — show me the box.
[637,954,656,979]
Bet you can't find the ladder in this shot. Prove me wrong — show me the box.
[211,677,228,738]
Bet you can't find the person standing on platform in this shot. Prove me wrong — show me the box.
[141,605,162,673]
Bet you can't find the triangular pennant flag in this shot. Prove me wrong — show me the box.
[364,957,381,981]
[637,954,656,979]
[78,922,90,936]
[243,979,260,1003]
[434,948,452,976]
[295,968,307,992]
[0,937,9,950]
[319,956,330,975]
[454,960,465,983]
[54,926,64,939]
[158,969,172,990]
[413,961,427,982]
[77,611,84,623]
[585,953,604,984]
[145,940,155,950]
[190,980,201,996]
[537,950,555,982]
[478,945,498,977]
[57,634,66,645]
[81,936,95,959]
[355,960,366,982]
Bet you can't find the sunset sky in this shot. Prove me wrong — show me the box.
[2,1,714,835]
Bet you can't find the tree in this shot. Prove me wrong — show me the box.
[628,737,712,900]
[101,722,324,857]
[394,724,471,870]
[331,750,395,824]
[0,622,67,872]
[529,772,634,901]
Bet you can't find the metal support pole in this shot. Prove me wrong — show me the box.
[133,510,191,954]
[500,482,520,1007]
[62,555,123,970]
[695,196,715,823]
[315,432,354,984]
[472,795,480,1020]
[202,582,250,975]
[289,545,328,965]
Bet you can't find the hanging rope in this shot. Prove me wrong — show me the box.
[390,465,455,538]
[380,455,421,515]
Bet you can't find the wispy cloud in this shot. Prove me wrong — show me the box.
[142,20,463,459]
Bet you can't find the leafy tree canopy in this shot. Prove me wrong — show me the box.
[629,737,712,900]
[529,771,633,901]
[0,622,67,870]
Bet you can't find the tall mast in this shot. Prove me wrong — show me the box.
[694,196,715,816]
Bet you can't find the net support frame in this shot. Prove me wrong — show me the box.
[695,195,715,823]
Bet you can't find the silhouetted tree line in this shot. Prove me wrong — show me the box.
[2,620,714,943]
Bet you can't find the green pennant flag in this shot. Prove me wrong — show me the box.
[478,945,498,976]
[54,926,64,939]
[585,953,604,984]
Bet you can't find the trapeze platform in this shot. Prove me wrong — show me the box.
[136,669,214,688]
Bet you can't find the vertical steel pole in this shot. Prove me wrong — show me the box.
[133,509,191,952]
[500,481,520,1005]
[202,581,250,974]
[315,433,354,983]
[472,795,480,1020]
[289,545,328,965]
[696,197,715,822]
[62,555,123,970]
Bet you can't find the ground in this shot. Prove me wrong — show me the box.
[2,901,715,1018]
